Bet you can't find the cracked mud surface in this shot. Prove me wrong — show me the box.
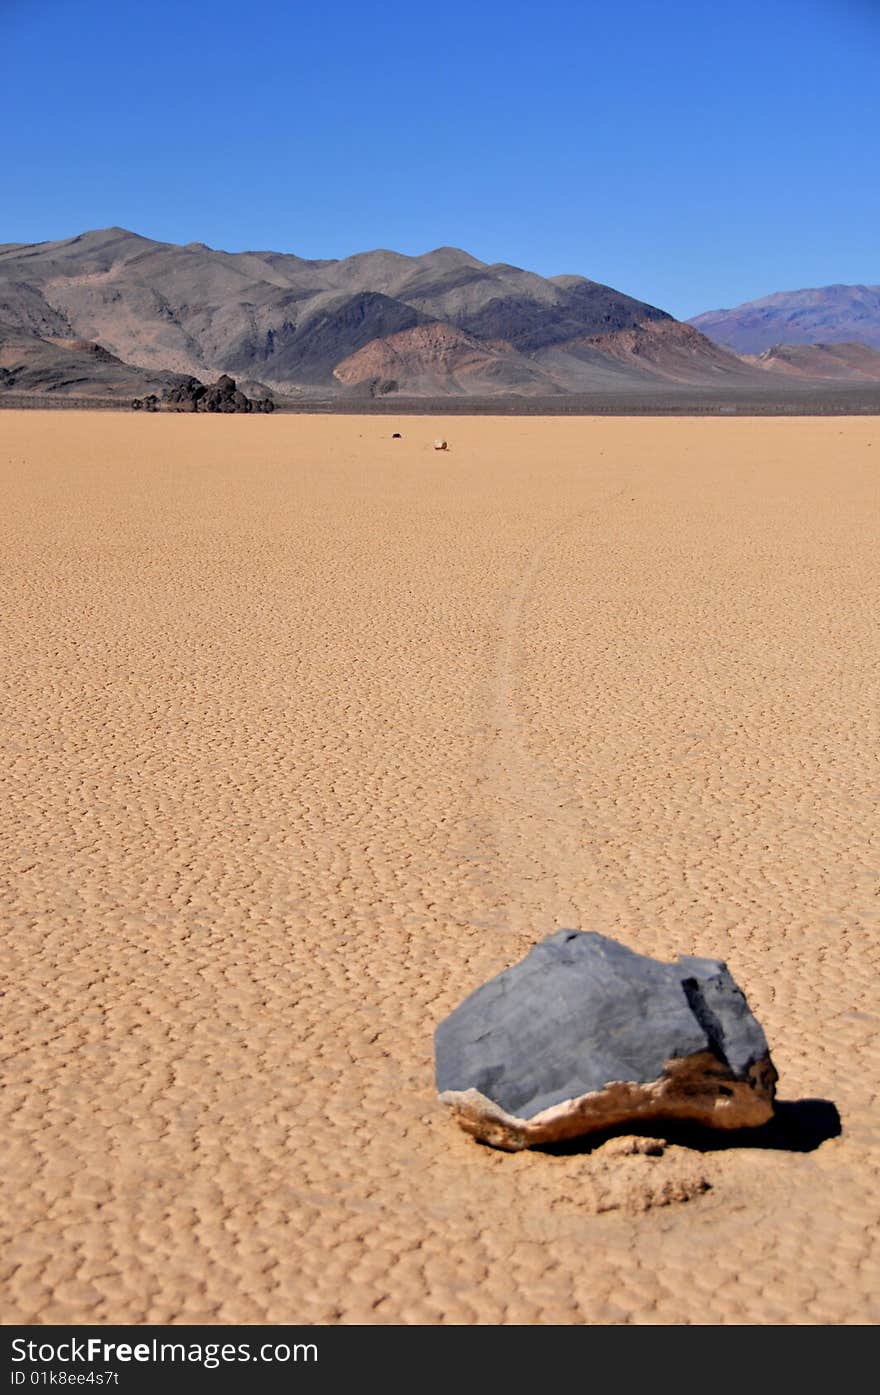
[1,412,877,1324]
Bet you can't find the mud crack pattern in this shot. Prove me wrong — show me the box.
[1,413,878,1324]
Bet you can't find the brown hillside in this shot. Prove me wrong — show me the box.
[333,322,557,396]
[742,341,880,381]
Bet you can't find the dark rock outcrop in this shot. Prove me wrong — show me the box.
[162,374,274,413]
[163,375,206,411]
[435,930,777,1150]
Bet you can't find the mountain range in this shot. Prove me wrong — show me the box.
[688,284,880,354]
[0,229,877,401]
[0,227,767,400]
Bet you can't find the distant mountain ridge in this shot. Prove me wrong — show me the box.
[0,227,763,398]
[689,284,880,353]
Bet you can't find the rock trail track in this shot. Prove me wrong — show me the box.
[1,412,877,1324]
[481,482,632,934]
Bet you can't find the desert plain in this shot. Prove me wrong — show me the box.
[1,409,878,1325]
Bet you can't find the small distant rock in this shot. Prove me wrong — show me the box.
[435,930,777,1150]
[433,438,448,451]
[392,432,402,438]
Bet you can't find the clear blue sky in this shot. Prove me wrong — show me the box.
[2,0,877,318]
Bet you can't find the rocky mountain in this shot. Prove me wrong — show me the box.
[690,284,880,354]
[0,227,768,399]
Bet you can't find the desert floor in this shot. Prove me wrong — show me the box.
[1,411,878,1325]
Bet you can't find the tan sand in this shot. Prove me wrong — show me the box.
[1,411,877,1325]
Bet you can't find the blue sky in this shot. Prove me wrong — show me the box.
[2,0,877,318]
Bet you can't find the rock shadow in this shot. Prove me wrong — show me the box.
[536,1098,842,1157]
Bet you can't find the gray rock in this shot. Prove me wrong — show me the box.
[435,931,777,1150]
